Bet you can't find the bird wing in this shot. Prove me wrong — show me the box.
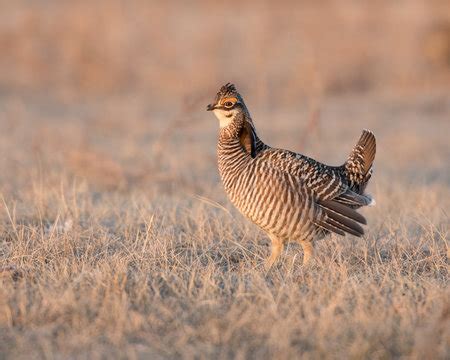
[259,148,346,198]
[260,148,367,237]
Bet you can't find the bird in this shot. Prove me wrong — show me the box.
[207,83,376,269]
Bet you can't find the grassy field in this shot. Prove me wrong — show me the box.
[1,93,448,359]
[0,1,449,359]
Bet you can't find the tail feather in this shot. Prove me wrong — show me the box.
[346,129,376,181]
[313,130,375,237]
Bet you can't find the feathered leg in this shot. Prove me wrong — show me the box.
[266,235,283,270]
[301,241,315,265]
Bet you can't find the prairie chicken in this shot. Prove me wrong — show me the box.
[207,83,376,268]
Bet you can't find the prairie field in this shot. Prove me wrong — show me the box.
[0,1,449,359]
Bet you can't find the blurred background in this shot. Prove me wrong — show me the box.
[0,0,449,204]
[1,0,450,100]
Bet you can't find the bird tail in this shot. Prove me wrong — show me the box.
[345,130,376,193]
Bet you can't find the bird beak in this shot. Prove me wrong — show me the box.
[206,103,216,111]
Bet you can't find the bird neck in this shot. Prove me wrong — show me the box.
[219,112,245,140]
[219,112,262,142]
[217,112,250,162]
[218,112,266,163]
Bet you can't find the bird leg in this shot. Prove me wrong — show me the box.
[265,236,283,270]
[301,241,315,265]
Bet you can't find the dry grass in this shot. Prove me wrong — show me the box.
[0,93,448,359]
[0,1,449,359]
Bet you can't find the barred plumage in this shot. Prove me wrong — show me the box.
[207,83,376,268]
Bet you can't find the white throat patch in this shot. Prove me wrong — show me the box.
[213,109,234,128]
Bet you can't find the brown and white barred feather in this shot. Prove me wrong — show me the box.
[345,129,376,194]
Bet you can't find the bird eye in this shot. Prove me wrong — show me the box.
[224,101,234,108]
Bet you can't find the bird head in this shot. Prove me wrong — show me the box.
[206,83,248,128]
